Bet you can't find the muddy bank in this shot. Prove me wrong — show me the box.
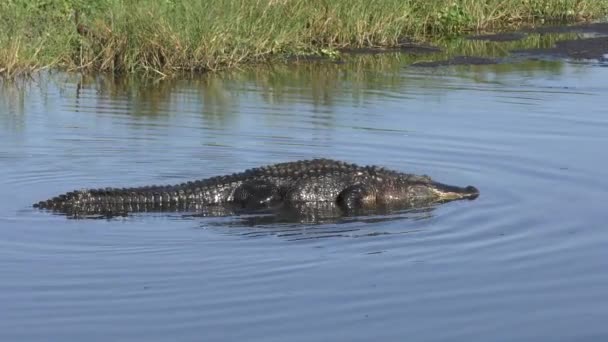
[513,36,608,60]
[413,22,608,67]
[340,41,441,55]
[527,22,608,35]
[514,23,608,60]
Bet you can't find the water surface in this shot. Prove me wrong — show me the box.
[1,52,608,341]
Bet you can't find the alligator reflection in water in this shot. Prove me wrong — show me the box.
[34,159,478,221]
[200,203,435,241]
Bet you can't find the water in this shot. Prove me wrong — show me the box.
[1,52,608,341]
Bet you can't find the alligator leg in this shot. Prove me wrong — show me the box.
[232,180,282,208]
[336,184,375,210]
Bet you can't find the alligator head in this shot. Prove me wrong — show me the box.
[408,181,479,203]
[336,172,479,210]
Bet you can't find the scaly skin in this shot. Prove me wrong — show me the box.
[34,159,479,217]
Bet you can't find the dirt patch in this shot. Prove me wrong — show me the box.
[467,32,527,42]
[411,56,497,67]
[513,36,608,60]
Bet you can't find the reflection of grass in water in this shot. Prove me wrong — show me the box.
[1,52,571,126]
[1,0,607,78]
[0,79,28,133]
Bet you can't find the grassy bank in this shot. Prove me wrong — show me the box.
[1,0,607,78]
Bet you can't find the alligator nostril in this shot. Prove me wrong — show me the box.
[465,185,479,193]
[464,186,480,199]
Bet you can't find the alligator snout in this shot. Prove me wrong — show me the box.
[430,182,480,201]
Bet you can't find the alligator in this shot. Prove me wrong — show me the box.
[34,158,479,218]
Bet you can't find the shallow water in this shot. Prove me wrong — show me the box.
[1,53,608,341]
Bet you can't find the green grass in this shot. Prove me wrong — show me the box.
[1,0,607,78]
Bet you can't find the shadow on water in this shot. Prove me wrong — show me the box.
[35,198,440,241]
[195,203,436,242]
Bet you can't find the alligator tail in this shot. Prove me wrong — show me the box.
[33,187,195,209]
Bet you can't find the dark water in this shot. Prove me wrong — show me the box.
[2,50,608,341]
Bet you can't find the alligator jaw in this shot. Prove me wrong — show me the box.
[430,182,480,201]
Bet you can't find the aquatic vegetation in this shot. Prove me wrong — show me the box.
[1,0,607,78]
